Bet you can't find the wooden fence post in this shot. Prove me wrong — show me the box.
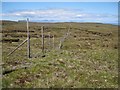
[53,35,55,49]
[58,27,71,50]
[8,39,28,56]
[41,26,44,54]
[48,32,51,50]
[27,18,30,58]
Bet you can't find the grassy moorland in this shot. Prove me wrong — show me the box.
[2,20,118,88]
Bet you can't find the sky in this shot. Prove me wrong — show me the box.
[2,0,120,2]
[1,2,118,24]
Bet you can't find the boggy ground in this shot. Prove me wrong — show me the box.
[2,21,118,88]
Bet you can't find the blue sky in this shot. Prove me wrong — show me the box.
[2,2,118,24]
[2,0,120,2]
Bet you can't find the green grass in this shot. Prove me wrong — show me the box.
[2,21,118,88]
[2,49,118,88]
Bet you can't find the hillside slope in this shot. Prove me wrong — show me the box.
[2,21,118,88]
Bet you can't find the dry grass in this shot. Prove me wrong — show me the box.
[2,21,118,88]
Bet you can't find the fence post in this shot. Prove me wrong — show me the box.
[41,26,44,54]
[8,39,28,56]
[53,35,55,49]
[48,32,51,50]
[27,18,30,58]
[58,27,70,50]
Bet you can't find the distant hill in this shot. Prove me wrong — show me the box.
[1,20,118,26]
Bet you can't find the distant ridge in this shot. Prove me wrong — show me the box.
[1,20,118,26]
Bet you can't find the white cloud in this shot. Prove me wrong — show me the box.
[2,9,118,24]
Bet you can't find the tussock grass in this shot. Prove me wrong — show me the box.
[2,21,118,88]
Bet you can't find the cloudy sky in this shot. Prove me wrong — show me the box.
[2,2,118,24]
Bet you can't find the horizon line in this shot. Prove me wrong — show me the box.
[1,19,118,26]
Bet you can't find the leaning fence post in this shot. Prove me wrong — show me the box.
[58,27,71,50]
[7,39,28,56]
